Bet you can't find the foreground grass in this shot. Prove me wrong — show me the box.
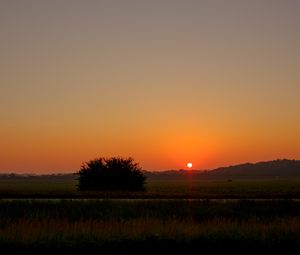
[0,200,299,252]
[1,218,299,249]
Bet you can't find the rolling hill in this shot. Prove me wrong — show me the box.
[145,159,300,179]
[206,159,300,178]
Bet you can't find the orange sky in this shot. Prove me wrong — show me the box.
[0,1,299,173]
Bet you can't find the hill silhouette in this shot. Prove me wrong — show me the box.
[207,159,300,178]
[145,159,300,179]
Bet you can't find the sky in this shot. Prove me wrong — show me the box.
[0,0,299,173]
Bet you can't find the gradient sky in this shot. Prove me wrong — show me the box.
[1,0,299,173]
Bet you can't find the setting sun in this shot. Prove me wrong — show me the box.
[187,163,193,169]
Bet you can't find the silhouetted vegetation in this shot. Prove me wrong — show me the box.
[0,200,299,252]
[77,157,146,191]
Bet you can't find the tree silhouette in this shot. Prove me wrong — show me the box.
[77,157,146,191]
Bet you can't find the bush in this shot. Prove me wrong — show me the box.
[77,157,146,191]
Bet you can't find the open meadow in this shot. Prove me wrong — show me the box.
[0,174,300,199]
[0,199,299,253]
[0,175,300,252]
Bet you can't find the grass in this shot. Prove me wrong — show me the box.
[1,199,300,220]
[1,177,300,252]
[0,176,300,198]
[0,200,299,252]
[1,218,299,249]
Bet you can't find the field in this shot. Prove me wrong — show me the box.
[1,199,300,253]
[0,175,300,198]
[0,175,300,253]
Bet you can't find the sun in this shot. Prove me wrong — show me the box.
[187,162,193,169]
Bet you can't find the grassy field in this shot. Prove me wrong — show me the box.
[0,175,300,198]
[0,199,299,252]
[1,176,300,252]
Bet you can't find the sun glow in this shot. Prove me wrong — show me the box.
[187,162,193,168]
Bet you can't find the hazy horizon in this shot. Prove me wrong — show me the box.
[0,158,298,175]
[1,0,300,173]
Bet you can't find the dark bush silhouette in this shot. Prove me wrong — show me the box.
[77,157,146,191]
